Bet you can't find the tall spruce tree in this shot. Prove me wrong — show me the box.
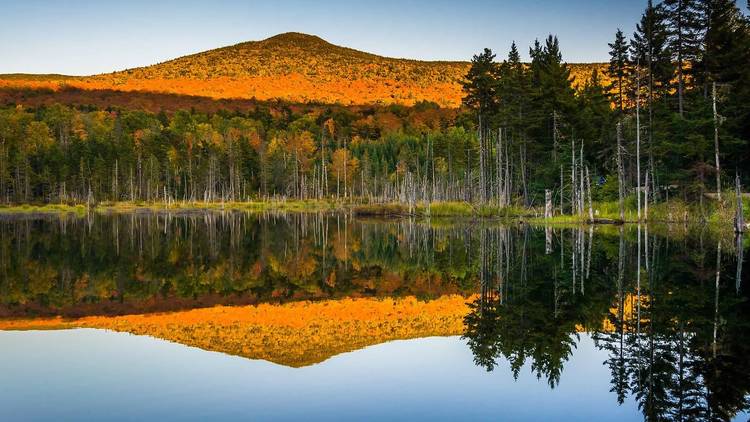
[608,29,631,113]
[578,68,611,170]
[538,35,576,117]
[528,36,577,189]
[697,0,750,175]
[698,0,750,86]
[664,0,702,116]
[462,48,500,121]
[631,0,673,195]
[497,42,529,131]
[631,1,673,99]
[462,48,500,203]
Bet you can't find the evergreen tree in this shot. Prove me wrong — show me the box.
[524,36,578,190]
[538,35,577,116]
[697,0,750,86]
[631,1,673,195]
[631,0,673,100]
[462,48,500,120]
[608,29,631,113]
[664,0,703,115]
[496,41,529,131]
[577,68,612,170]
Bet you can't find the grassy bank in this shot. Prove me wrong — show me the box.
[0,199,344,215]
[1,196,747,228]
[351,201,529,218]
[525,194,749,226]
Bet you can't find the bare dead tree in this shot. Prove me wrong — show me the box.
[586,166,593,222]
[616,122,626,221]
[713,82,722,202]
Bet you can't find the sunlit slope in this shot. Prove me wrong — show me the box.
[0,33,606,107]
[0,295,472,367]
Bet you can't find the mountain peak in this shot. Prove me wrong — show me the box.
[261,32,329,45]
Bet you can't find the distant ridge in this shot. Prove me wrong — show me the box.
[0,32,606,108]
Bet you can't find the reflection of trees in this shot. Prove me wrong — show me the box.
[463,225,750,421]
[2,214,749,419]
[463,226,604,388]
[0,214,513,316]
[597,228,750,421]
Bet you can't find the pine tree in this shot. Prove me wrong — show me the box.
[527,36,577,190]
[462,48,500,119]
[539,35,576,114]
[578,68,611,167]
[664,0,702,116]
[497,42,532,205]
[698,0,750,86]
[608,29,631,113]
[631,1,673,100]
[631,0,673,197]
[496,42,528,130]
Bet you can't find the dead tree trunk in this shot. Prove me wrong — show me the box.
[616,122,625,222]
[586,166,593,222]
[644,171,650,221]
[545,189,553,219]
[571,138,577,215]
[713,82,722,202]
[636,60,642,221]
[736,174,744,233]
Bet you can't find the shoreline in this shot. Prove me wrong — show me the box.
[0,199,745,227]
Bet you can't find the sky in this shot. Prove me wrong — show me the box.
[0,0,695,75]
[1,331,644,421]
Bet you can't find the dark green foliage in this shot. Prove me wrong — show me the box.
[462,48,500,118]
[608,29,632,112]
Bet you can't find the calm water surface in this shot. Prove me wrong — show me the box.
[0,212,748,421]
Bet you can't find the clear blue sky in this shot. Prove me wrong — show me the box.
[0,0,683,75]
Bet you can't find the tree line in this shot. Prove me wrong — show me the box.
[462,0,750,217]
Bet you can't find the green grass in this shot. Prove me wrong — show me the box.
[1,196,747,230]
[352,201,528,218]
[526,192,749,228]
[0,200,342,215]
[0,203,88,215]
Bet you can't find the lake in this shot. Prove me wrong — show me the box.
[0,211,748,421]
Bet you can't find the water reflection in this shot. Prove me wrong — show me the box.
[463,225,749,421]
[0,212,479,316]
[0,212,748,420]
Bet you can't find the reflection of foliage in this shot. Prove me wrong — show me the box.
[0,295,471,368]
[463,292,502,371]
[2,215,749,419]
[0,213,485,316]
[593,231,750,421]
[462,226,750,420]
[462,227,609,388]
[463,291,580,388]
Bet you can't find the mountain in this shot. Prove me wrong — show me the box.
[0,32,606,108]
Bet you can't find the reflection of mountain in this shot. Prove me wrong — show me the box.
[0,295,471,367]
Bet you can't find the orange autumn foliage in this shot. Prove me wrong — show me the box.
[0,295,474,367]
[0,33,607,108]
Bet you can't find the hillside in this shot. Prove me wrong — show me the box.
[0,32,606,108]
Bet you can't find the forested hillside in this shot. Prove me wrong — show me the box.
[0,1,748,219]
[0,33,605,107]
